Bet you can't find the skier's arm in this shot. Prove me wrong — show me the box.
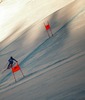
[12,58,18,62]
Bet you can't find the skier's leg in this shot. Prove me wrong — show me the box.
[7,64,10,69]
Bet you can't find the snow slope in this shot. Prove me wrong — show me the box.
[0,0,74,42]
[0,0,85,100]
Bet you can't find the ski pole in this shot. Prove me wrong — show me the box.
[3,63,8,69]
[1,68,7,74]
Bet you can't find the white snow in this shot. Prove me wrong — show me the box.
[0,0,85,100]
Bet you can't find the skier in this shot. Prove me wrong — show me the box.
[2,56,18,73]
[7,56,18,69]
[2,57,24,81]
